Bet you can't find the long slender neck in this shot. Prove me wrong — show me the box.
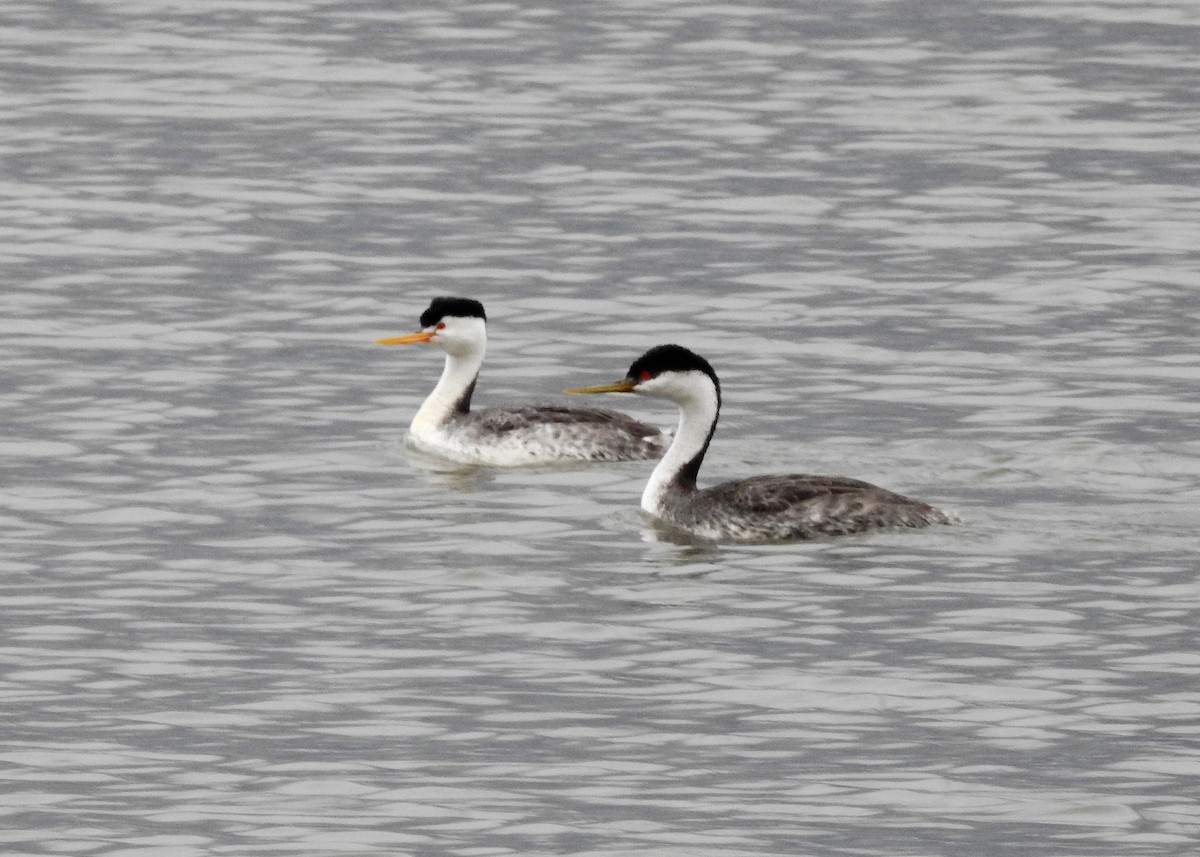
[641,379,720,514]
[410,344,483,434]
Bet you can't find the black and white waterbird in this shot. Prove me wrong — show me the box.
[566,343,952,542]
[375,297,670,466]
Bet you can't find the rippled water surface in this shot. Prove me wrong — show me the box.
[3,1,1200,854]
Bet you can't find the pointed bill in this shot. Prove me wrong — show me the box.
[563,379,638,394]
[375,330,435,345]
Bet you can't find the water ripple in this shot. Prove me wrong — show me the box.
[2,0,1199,855]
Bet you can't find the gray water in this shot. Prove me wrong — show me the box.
[3,1,1200,855]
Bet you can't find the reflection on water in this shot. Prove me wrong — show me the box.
[3,0,1200,854]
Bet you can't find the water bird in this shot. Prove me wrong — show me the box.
[375,297,670,466]
[565,344,952,542]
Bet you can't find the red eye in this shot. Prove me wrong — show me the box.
[436,321,446,330]
[639,370,652,381]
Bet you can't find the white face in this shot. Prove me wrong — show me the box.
[634,369,713,406]
[428,315,487,357]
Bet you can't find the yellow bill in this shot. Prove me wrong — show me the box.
[563,379,638,394]
[374,330,435,345]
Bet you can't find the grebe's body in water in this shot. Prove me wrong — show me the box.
[567,344,952,542]
[376,298,669,466]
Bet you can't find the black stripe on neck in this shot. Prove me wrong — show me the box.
[451,377,477,416]
[672,387,720,491]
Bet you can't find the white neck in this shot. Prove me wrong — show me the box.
[410,341,485,435]
[640,374,720,515]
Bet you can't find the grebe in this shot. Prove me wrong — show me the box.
[565,344,952,542]
[375,297,670,466]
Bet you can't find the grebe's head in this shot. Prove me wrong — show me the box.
[375,297,487,357]
[566,344,720,405]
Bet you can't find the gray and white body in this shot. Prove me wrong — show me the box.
[566,344,952,542]
[375,298,669,466]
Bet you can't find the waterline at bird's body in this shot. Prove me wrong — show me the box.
[567,344,952,542]
[376,297,670,467]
